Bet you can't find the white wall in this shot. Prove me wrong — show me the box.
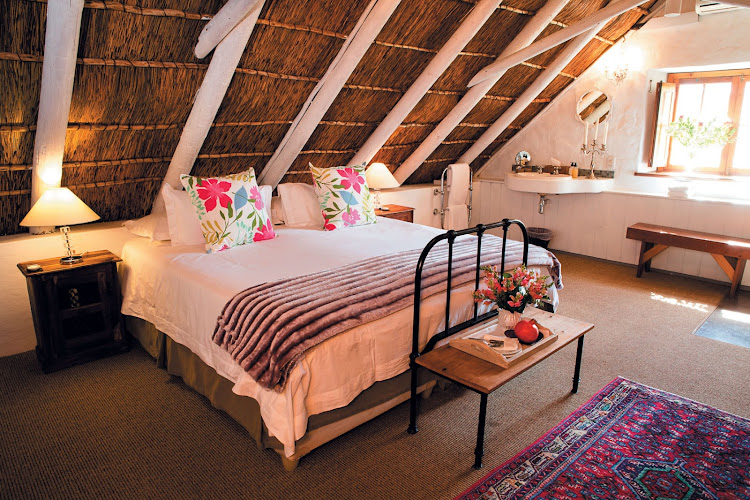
[0,185,442,357]
[478,9,750,286]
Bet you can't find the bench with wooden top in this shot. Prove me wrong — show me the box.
[410,307,594,469]
[626,222,750,297]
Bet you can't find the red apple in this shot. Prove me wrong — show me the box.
[514,320,540,344]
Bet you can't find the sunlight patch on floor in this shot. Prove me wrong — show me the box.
[650,292,711,312]
[720,309,750,325]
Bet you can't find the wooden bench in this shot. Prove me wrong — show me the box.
[626,222,750,297]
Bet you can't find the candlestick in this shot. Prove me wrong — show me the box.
[602,122,609,147]
[594,120,599,141]
[584,123,588,146]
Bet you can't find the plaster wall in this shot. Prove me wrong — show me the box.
[0,185,441,357]
[478,9,750,287]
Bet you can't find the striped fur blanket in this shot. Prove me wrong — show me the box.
[213,235,562,390]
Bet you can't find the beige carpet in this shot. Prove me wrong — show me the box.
[1,253,748,500]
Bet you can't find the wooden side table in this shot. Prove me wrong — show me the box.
[18,250,128,373]
[375,204,414,223]
[410,307,594,469]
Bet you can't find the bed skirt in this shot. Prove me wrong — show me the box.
[125,315,437,467]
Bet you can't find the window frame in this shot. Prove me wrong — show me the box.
[650,68,749,176]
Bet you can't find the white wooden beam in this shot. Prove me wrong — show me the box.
[392,0,570,185]
[464,23,607,171]
[154,2,265,213]
[349,0,505,166]
[30,0,85,233]
[258,0,402,188]
[195,0,263,59]
[468,0,648,88]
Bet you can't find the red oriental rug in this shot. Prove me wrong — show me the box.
[456,377,750,499]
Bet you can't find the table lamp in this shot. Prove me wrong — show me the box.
[20,187,100,264]
[365,162,399,210]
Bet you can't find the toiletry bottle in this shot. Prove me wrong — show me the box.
[570,162,578,178]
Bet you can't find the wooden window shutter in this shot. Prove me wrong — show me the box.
[648,82,676,170]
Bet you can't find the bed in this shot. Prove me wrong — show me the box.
[119,217,561,469]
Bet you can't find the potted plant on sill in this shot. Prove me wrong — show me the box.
[666,116,736,160]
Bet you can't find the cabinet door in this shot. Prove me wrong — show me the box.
[49,265,119,352]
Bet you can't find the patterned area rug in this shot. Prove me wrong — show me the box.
[457,377,750,499]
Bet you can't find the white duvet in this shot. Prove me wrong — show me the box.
[120,218,558,456]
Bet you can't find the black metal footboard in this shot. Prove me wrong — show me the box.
[407,219,528,434]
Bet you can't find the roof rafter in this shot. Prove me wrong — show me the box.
[464,22,608,169]
[258,0,402,188]
[349,0,505,167]
[30,0,85,233]
[195,0,263,58]
[392,0,571,185]
[154,0,266,212]
[469,0,649,87]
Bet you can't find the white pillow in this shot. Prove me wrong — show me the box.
[259,185,272,216]
[123,213,170,241]
[161,185,205,246]
[277,183,325,229]
[270,196,285,225]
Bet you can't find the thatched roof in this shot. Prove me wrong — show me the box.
[0,0,655,235]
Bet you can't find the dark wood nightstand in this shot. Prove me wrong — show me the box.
[17,250,128,373]
[375,204,414,223]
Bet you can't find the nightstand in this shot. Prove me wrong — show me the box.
[17,250,128,373]
[375,204,414,223]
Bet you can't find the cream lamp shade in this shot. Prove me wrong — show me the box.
[365,163,399,190]
[20,188,100,264]
[20,188,100,228]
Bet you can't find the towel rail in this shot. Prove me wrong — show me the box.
[438,166,473,229]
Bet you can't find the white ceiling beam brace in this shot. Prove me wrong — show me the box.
[30,0,85,233]
[392,0,570,185]
[258,0,402,188]
[466,23,607,172]
[349,0,505,166]
[195,0,263,59]
[468,0,648,87]
[153,1,265,213]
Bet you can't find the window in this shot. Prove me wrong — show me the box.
[649,68,749,176]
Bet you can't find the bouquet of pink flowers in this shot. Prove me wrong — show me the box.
[473,264,551,313]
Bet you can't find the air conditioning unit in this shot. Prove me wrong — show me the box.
[696,1,741,15]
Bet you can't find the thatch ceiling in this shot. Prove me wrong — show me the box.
[0,0,654,235]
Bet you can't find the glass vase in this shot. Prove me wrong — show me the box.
[500,309,522,337]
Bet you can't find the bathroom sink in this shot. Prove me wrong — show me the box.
[506,172,611,194]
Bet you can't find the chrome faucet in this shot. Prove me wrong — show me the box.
[535,165,544,174]
[553,166,560,175]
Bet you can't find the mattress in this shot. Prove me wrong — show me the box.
[119,217,559,456]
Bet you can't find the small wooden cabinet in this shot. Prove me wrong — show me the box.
[375,204,414,223]
[18,250,128,373]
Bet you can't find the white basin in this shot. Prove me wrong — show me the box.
[506,172,612,194]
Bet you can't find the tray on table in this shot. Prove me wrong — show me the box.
[449,317,557,369]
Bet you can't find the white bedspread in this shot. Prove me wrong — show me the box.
[120,218,558,456]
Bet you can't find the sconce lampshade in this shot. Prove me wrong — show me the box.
[20,188,100,228]
[365,163,399,190]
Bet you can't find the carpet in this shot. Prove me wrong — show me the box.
[693,292,750,349]
[456,377,750,499]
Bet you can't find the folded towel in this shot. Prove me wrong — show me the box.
[444,204,469,230]
[447,163,471,206]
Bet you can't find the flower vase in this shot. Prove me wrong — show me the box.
[500,310,522,337]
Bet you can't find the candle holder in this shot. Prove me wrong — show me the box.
[581,140,607,179]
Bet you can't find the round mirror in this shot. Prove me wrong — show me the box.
[515,151,531,166]
[576,90,611,125]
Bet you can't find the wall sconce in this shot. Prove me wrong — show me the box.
[601,37,641,86]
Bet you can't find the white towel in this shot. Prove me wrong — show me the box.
[444,204,469,230]
[446,163,471,206]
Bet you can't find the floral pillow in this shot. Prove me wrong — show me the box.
[180,170,275,253]
[309,163,376,231]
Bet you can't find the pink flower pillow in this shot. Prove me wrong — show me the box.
[309,163,376,231]
[180,170,275,253]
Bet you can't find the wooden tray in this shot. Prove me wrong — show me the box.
[449,318,557,368]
